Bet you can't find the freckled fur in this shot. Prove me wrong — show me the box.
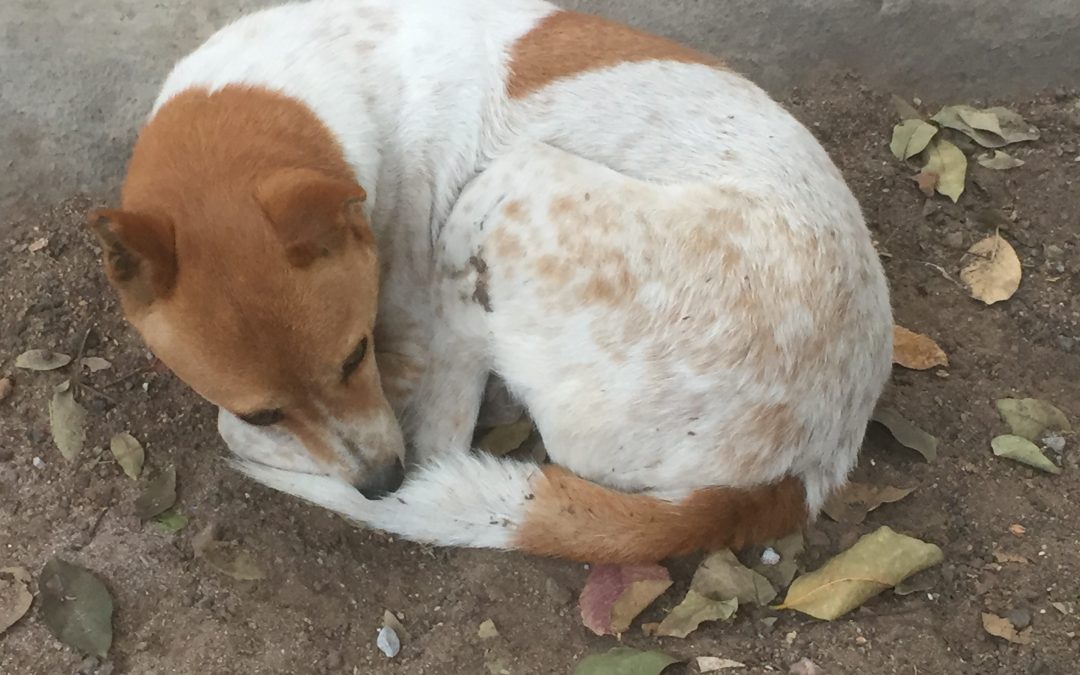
[93,0,892,563]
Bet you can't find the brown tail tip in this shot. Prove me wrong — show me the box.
[514,465,808,564]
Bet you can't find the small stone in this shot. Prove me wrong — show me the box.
[376,625,400,658]
[1043,434,1066,453]
[1044,244,1066,260]
[943,231,965,249]
[477,618,499,639]
[784,630,798,645]
[0,377,12,403]
[1005,607,1032,630]
[760,547,780,566]
[1056,335,1075,353]
[32,456,44,469]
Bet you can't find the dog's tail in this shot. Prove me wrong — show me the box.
[236,453,808,564]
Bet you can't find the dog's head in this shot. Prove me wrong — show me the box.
[88,162,406,498]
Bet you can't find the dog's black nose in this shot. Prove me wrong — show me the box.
[356,459,406,500]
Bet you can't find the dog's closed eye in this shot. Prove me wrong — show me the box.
[239,408,285,426]
[341,336,368,380]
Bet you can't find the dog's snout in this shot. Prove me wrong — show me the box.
[355,459,406,500]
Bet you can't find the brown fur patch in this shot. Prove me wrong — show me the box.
[516,466,808,564]
[507,11,721,99]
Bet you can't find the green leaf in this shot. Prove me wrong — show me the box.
[871,407,938,461]
[777,526,943,620]
[49,381,86,461]
[152,509,188,533]
[919,139,967,202]
[655,591,738,638]
[15,349,72,371]
[573,647,679,675]
[995,398,1072,442]
[39,558,113,657]
[134,466,177,520]
[109,432,144,479]
[977,150,1024,170]
[890,119,938,160]
[990,435,1061,474]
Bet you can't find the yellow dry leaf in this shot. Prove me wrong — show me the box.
[961,234,1021,304]
[921,139,967,202]
[981,612,1033,644]
[892,326,948,370]
[777,527,943,620]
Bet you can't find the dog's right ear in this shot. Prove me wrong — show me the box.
[87,209,177,307]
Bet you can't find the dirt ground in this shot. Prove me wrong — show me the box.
[2,75,1079,675]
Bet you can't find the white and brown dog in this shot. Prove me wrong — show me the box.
[89,0,891,563]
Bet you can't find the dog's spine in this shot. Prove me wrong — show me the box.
[237,453,807,563]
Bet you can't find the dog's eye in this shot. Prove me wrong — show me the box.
[341,337,368,380]
[238,408,284,427]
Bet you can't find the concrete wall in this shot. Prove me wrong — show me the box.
[3,0,1078,219]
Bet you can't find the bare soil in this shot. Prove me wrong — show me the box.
[2,75,1079,675]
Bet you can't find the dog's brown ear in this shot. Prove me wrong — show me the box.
[87,208,177,307]
[256,167,371,268]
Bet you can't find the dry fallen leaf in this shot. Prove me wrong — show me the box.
[913,170,939,197]
[892,326,948,370]
[580,564,671,636]
[134,466,177,520]
[992,548,1030,565]
[690,549,777,606]
[961,234,1021,304]
[15,349,72,371]
[920,139,967,202]
[871,407,938,461]
[982,612,1033,644]
[990,435,1061,474]
[655,591,737,638]
[573,648,679,675]
[0,377,12,403]
[0,567,33,634]
[80,357,112,373]
[477,418,534,457]
[978,150,1025,170]
[49,381,87,461]
[822,482,916,524]
[40,557,113,657]
[109,432,145,479]
[777,526,944,620]
[932,105,1040,148]
[788,658,822,675]
[890,119,938,160]
[697,656,746,671]
[1009,524,1027,537]
[753,531,804,590]
[995,398,1072,442]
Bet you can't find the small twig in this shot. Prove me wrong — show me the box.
[69,324,94,395]
[101,361,155,390]
[892,257,963,289]
[74,507,110,551]
[80,383,119,406]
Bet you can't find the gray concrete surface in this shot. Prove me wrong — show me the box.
[3,0,1078,220]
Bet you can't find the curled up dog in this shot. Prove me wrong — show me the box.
[88,0,892,564]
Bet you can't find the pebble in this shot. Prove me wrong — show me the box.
[1056,335,1074,353]
[32,456,45,469]
[943,231,965,249]
[477,618,499,639]
[760,547,781,566]
[376,625,400,658]
[1005,607,1032,630]
[1043,434,1066,453]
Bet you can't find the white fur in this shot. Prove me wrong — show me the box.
[153,0,892,548]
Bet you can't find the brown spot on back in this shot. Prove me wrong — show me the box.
[502,199,527,221]
[507,11,721,99]
[516,466,808,563]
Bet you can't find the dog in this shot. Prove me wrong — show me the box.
[89,0,892,563]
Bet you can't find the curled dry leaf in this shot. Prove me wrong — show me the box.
[1,567,34,634]
[573,648,679,675]
[80,357,112,373]
[690,549,776,607]
[992,548,1030,565]
[995,398,1072,442]
[49,381,87,461]
[822,482,916,524]
[961,234,1021,304]
[981,612,1033,645]
[978,150,1025,170]
[697,657,746,672]
[134,466,177,520]
[919,139,967,202]
[871,407,938,461]
[892,326,948,370]
[931,105,1040,148]
[655,591,737,638]
[477,418,534,457]
[890,119,938,160]
[15,349,72,371]
[109,432,144,479]
[40,558,113,657]
[777,526,944,620]
[579,563,672,636]
[990,435,1061,475]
